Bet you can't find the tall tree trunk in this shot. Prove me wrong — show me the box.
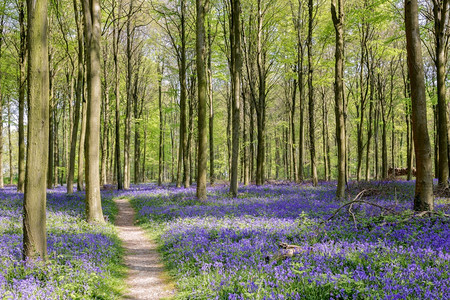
[101,51,109,186]
[133,65,141,184]
[0,8,4,189]
[123,0,134,190]
[322,89,329,180]
[243,88,249,185]
[23,0,49,260]
[196,0,209,200]
[307,0,317,186]
[18,0,26,192]
[434,0,449,187]
[405,0,434,211]
[207,23,215,186]
[78,98,86,191]
[158,62,164,186]
[291,80,297,182]
[331,0,346,198]
[47,56,54,189]
[113,1,123,190]
[7,97,13,184]
[176,0,188,188]
[230,0,242,196]
[68,0,83,194]
[294,0,305,183]
[82,0,104,223]
[255,0,266,186]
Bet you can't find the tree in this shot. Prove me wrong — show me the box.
[23,0,49,260]
[67,0,84,194]
[112,0,123,190]
[433,0,449,188]
[18,0,26,192]
[331,0,346,199]
[158,61,164,186]
[196,0,209,200]
[405,0,434,211]
[307,0,318,186]
[82,0,104,223]
[229,0,242,196]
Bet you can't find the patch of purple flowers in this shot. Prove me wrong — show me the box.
[0,186,122,299]
[131,181,450,299]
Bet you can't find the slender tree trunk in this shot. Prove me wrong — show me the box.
[307,0,317,186]
[113,1,123,190]
[7,97,12,184]
[434,0,449,187]
[158,62,164,186]
[405,0,434,211]
[101,52,109,186]
[68,0,84,194]
[196,0,209,200]
[18,0,26,192]
[0,9,4,188]
[207,21,215,186]
[82,0,104,223]
[230,0,242,196]
[47,57,54,189]
[23,0,49,260]
[295,0,305,183]
[331,0,346,198]
[365,70,374,181]
[255,0,266,186]
[78,98,86,191]
[176,0,188,188]
[322,89,329,180]
[123,0,133,189]
[291,80,297,182]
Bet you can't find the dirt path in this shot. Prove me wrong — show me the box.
[115,198,175,300]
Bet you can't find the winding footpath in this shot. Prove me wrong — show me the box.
[115,198,175,300]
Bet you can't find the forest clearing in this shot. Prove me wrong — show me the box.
[1,0,450,298]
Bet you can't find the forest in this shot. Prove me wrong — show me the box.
[0,0,449,299]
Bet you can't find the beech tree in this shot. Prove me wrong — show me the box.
[23,0,49,260]
[405,0,434,211]
[229,0,242,196]
[82,0,104,223]
[196,0,209,200]
[331,0,346,199]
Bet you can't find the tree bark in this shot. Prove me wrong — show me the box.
[307,0,317,186]
[207,23,215,186]
[82,0,105,223]
[196,0,209,200]
[7,97,12,184]
[78,97,86,191]
[434,0,449,187]
[18,0,26,192]
[405,0,434,211]
[158,62,164,186]
[331,0,346,198]
[113,0,123,190]
[67,0,84,194]
[23,0,49,260]
[0,8,5,188]
[230,0,242,196]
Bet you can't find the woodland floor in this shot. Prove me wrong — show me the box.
[115,198,175,299]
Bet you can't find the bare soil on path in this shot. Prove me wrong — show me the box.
[115,198,175,300]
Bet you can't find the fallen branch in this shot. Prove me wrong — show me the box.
[266,190,449,262]
[319,190,398,226]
